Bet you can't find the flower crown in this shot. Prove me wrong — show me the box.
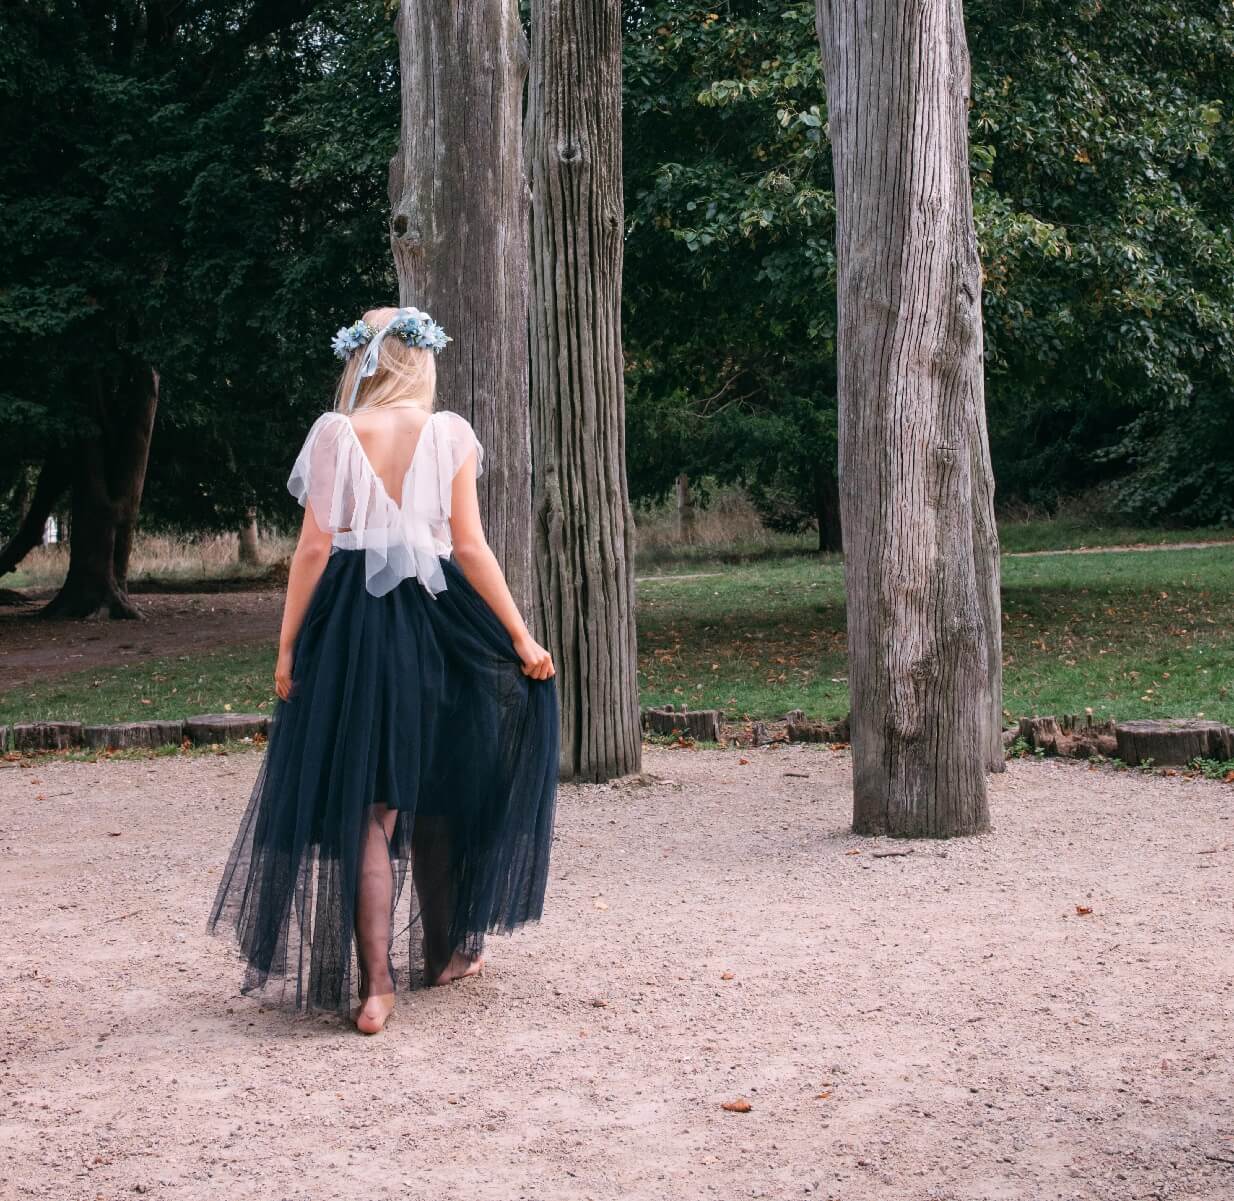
[331,307,451,360]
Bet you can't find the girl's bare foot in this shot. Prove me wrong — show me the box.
[355,992,395,1035]
[432,950,484,986]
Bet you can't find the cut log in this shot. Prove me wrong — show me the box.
[82,721,185,750]
[1114,719,1233,767]
[641,706,721,743]
[12,721,83,751]
[184,714,270,746]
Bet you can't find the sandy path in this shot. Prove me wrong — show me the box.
[1,744,1231,1201]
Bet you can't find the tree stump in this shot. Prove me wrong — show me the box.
[1114,719,1233,767]
[82,721,185,750]
[786,714,850,744]
[1017,714,1118,758]
[185,714,269,746]
[12,721,83,751]
[641,706,721,743]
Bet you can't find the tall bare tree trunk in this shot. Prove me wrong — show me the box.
[0,454,71,580]
[389,2,534,618]
[814,0,1001,836]
[527,0,641,782]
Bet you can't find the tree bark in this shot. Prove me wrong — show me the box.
[239,507,260,566]
[0,454,71,578]
[674,472,695,542]
[527,0,641,782]
[814,463,843,554]
[41,360,158,620]
[388,1,534,619]
[814,0,1001,835]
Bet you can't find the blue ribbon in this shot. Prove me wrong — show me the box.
[343,307,422,413]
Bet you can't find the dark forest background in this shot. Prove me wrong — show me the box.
[3,0,1232,545]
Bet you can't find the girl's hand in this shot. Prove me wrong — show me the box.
[275,647,295,701]
[513,633,555,681]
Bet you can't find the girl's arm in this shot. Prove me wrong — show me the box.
[448,448,555,681]
[274,506,333,699]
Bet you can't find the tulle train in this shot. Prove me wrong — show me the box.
[206,548,559,1013]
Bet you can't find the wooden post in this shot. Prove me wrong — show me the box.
[527,0,641,781]
[388,1,534,617]
[814,0,1001,835]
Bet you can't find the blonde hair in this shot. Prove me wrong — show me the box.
[332,305,438,414]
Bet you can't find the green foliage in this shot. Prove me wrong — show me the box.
[622,0,1234,527]
[0,1,400,536]
[623,2,839,534]
[5,0,1232,541]
[968,0,1234,519]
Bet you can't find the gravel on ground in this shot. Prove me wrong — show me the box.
[1,743,1231,1201]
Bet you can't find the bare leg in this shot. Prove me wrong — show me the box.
[412,814,484,985]
[354,804,398,1034]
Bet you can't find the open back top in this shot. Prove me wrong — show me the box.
[287,408,485,598]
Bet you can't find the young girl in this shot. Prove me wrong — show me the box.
[208,305,559,1035]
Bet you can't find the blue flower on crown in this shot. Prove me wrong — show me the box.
[387,309,453,353]
[329,308,452,361]
[331,320,376,361]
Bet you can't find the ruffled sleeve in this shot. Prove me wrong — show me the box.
[400,411,485,593]
[437,409,485,496]
[287,412,355,533]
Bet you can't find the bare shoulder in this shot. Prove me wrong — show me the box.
[347,406,433,438]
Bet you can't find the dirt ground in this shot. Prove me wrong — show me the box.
[0,743,1231,1201]
[0,592,283,689]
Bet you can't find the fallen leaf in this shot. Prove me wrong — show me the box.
[720,971,735,981]
[845,849,861,856]
[1075,905,1093,916]
[107,832,122,838]
[593,898,609,910]
[737,757,749,765]
[721,1098,752,1113]
[815,1091,832,1100]
[1224,770,1234,783]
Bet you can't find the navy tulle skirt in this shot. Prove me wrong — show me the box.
[206,547,559,1014]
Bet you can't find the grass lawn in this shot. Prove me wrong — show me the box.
[0,646,278,727]
[638,546,1234,724]
[4,545,1231,729]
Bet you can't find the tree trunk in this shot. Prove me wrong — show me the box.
[527,0,641,782]
[388,1,534,619]
[41,361,158,620]
[814,0,1000,836]
[815,463,843,554]
[674,472,695,542]
[239,506,260,566]
[0,453,71,577]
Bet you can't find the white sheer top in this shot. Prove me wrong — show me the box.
[287,408,485,598]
